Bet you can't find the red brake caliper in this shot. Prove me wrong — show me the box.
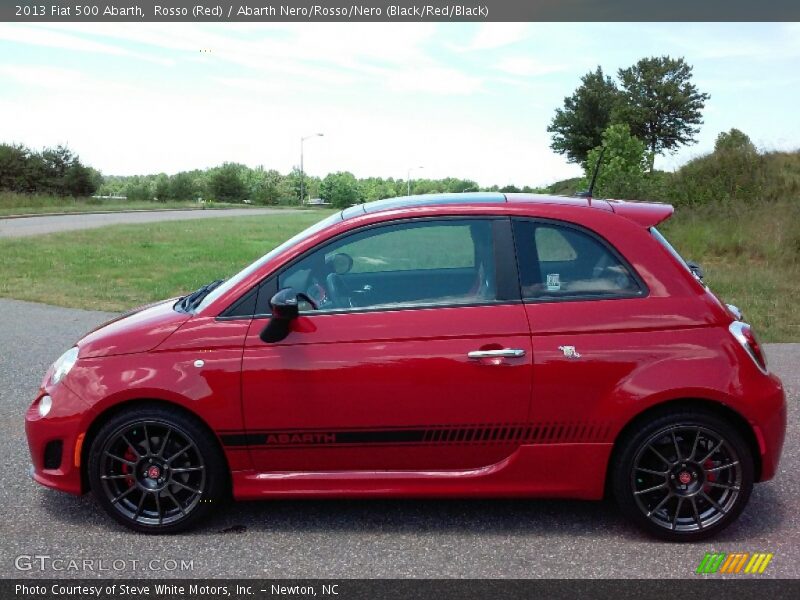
[703,459,717,491]
[122,448,136,487]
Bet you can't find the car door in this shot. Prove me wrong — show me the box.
[238,217,532,472]
[511,218,649,441]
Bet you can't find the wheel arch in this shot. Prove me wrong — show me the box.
[604,397,762,497]
[79,398,232,495]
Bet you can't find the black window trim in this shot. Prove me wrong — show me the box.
[217,215,522,321]
[510,216,649,304]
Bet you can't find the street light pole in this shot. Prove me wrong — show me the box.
[300,133,324,204]
[407,165,424,196]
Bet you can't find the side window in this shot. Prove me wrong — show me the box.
[513,219,642,300]
[278,219,497,312]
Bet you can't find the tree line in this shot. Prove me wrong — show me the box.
[0,150,544,209]
[103,165,546,208]
[0,144,102,197]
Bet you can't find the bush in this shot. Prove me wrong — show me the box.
[665,129,764,205]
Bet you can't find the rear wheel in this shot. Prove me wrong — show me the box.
[88,405,228,533]
[612,409,753,541]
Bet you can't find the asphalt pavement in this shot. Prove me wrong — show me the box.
[0,297,797,579]
[0,208,303,238]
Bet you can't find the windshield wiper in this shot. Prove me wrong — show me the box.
[176,279,224,313]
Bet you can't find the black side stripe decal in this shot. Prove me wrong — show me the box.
[220,422,612,449]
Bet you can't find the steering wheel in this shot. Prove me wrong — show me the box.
[303,278,331,309]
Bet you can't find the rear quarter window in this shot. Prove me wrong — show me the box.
[513,219,645,301]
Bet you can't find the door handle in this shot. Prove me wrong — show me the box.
[468,349,526,359]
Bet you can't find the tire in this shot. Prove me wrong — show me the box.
[611,408,754,541]
[88,404,228,534]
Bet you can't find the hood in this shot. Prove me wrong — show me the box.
[78,298,191,358]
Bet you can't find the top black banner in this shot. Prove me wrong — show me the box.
[4,0,800,22]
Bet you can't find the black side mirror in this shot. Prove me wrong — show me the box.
[260,288,316,343]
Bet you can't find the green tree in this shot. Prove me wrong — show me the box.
[441,177,479,193]
[87,167,104,194]
[250,168,286,205]
[617,56,710,170]
[320,171,363,208]
[154,173,171,201]
[548,67,621,165]
[0,143,31,192]
[63,161,97,196]
[124,177,154,201]
[583,124,648,199]
[361,177,398,202]
[284,167,303,203]
[40,145,76,195]
[169,171,198,201]
[209,163,247,202]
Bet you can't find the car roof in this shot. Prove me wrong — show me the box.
[340,192,673,228]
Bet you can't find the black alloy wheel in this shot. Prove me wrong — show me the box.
[88,405,227,533]
[612,409,754,541]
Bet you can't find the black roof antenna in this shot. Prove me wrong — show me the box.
[575,145,606,200]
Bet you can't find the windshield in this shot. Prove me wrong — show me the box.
[194,211,343,313]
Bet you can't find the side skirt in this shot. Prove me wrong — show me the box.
[230,443,612,500]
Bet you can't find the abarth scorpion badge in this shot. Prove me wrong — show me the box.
[559,345,581,359]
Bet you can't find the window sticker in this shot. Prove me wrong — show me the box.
[547,273,561,291]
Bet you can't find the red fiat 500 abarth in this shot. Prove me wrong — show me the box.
[26,193,786,539]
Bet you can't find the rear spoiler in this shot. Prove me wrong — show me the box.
[606,200,674,228]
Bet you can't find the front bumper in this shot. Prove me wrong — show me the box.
[751,372,787,482]
[25,383,92,495]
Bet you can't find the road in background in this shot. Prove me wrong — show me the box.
[0,297,797,578]
[0,208,305,238]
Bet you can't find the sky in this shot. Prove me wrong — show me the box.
[0,22,799,187]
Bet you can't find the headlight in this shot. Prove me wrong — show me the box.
[51,347,79,386]
[38,395,52,417]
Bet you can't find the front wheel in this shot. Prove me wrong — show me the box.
[88,405,228,534]
[612,409,754,541]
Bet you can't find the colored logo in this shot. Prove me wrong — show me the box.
[696,552,774,574]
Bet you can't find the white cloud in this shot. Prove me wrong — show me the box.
[0,23,175,66]
[0,64,135,95]
[495,56,566,77]
[458,23,529,51]
[384,66,483,95]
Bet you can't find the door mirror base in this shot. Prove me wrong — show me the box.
[260,317,292,343]
[260,288,316,344]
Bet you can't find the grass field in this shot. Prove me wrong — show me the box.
[0,192,278,216]
[659,199,800,342]
[0,201,797,340]
[0,211,334,311]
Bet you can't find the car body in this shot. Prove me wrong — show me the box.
[25,192,786,539]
